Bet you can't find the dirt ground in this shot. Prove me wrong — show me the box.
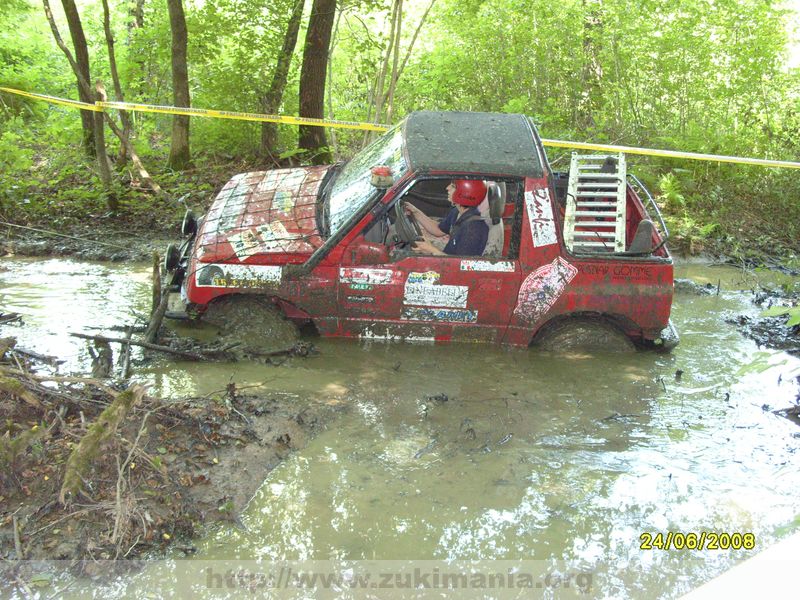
[2,221,175,263]
[0,333,346,587]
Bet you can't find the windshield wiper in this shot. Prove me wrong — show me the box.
[317,162,344,238]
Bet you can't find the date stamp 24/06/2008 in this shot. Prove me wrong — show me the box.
[640,532,756,551]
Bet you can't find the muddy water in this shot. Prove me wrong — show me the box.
[2,258,800,598]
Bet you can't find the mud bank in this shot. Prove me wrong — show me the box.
[0,340,345,580]
[2,221,174,262]
[727,289,800,358]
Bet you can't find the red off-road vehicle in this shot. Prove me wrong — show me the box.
[164,111,677,349]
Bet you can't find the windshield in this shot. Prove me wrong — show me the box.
[327,125,407,235]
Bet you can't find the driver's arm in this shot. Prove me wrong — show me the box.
[405,204,447,238]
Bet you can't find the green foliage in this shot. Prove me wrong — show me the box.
[759,306,800,328]
[0,0,797,263]
[658,173,686,211]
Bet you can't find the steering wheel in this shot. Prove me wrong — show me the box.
[393,202,423,244]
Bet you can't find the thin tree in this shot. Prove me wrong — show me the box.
[298,0,337,164]
[59,0,95,155]
[325,7,342,157]
[260,0,306,160]
[383,0,403,124]
[370,0,399,128]
[42,0,163,199]
[101,0,133,163]
[167,0,190,170]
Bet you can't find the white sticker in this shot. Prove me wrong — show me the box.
[360,325,435,343]
[227,229,263,261]
[255,221,302,252]
[525,188,558,248]
[514,256,578,323]
[404,282,469,308]
[228,222,304,258]
[402,307,478,323]
[195,263,283,288]
[460,260,515,272]
[339,268,393,285]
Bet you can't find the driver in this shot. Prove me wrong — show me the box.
[405,180,489,256]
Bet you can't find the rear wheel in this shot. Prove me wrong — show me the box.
[202,295,300,352]
[532,317,635,353]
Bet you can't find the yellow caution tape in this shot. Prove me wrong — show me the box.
[540,138,800,170]
[2,85,799,169]
[0,86,102,112]
[97,101,388,131]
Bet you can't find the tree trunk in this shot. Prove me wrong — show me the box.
[260,0,305,160]
[579,0,603,130]
[167,0,190,170]
[396,0,435,84]
[372,0,399,126]
[60,0,95,156]
[93,81,116,211]
[298,0,336,164]
[101,0,133,164]
[43,0,163,198]
[326,8,342,158]
[384,0,403,124]
[127,0,146,96]
[363,0,398,146]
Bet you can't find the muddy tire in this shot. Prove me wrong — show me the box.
[532,318,635,353]
[202,295,299,351]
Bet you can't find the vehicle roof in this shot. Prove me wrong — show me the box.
[403,111,543,179]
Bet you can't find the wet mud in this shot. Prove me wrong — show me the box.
[0,337,345,574]
[2,222,172,262]
[727,288,800,358]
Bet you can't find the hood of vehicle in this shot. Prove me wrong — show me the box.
[195,166,329,263]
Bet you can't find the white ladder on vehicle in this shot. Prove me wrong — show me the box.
[564,152,627,253]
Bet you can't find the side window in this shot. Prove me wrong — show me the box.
[399,178,522,259]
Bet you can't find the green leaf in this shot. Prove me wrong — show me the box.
[759,306,792,317]
[28,573,52,588]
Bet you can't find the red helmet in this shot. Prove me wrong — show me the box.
[452,180,487,207]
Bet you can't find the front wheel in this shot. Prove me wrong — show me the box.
[202,295,300,352]
[531,318,635,353]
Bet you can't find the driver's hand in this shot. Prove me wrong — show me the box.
[412,240,439,254]
[404,203,421,216]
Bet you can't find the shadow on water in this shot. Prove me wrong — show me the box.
[1,258,799,598]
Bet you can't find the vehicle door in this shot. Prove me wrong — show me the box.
[336,176,524,343]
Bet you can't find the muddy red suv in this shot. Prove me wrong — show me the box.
[164,111,677,349]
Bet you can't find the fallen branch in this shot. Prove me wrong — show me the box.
[120,326,133,379]
[112,410,150,549]
[0,367,118,396]
[144,288,169,344]
[12,515,23,560]
[59,385,145,505]
[0,375,43,409]
[69,332,205,360]
[10,347,62,366]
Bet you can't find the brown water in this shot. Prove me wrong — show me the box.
[1,258,799,598]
